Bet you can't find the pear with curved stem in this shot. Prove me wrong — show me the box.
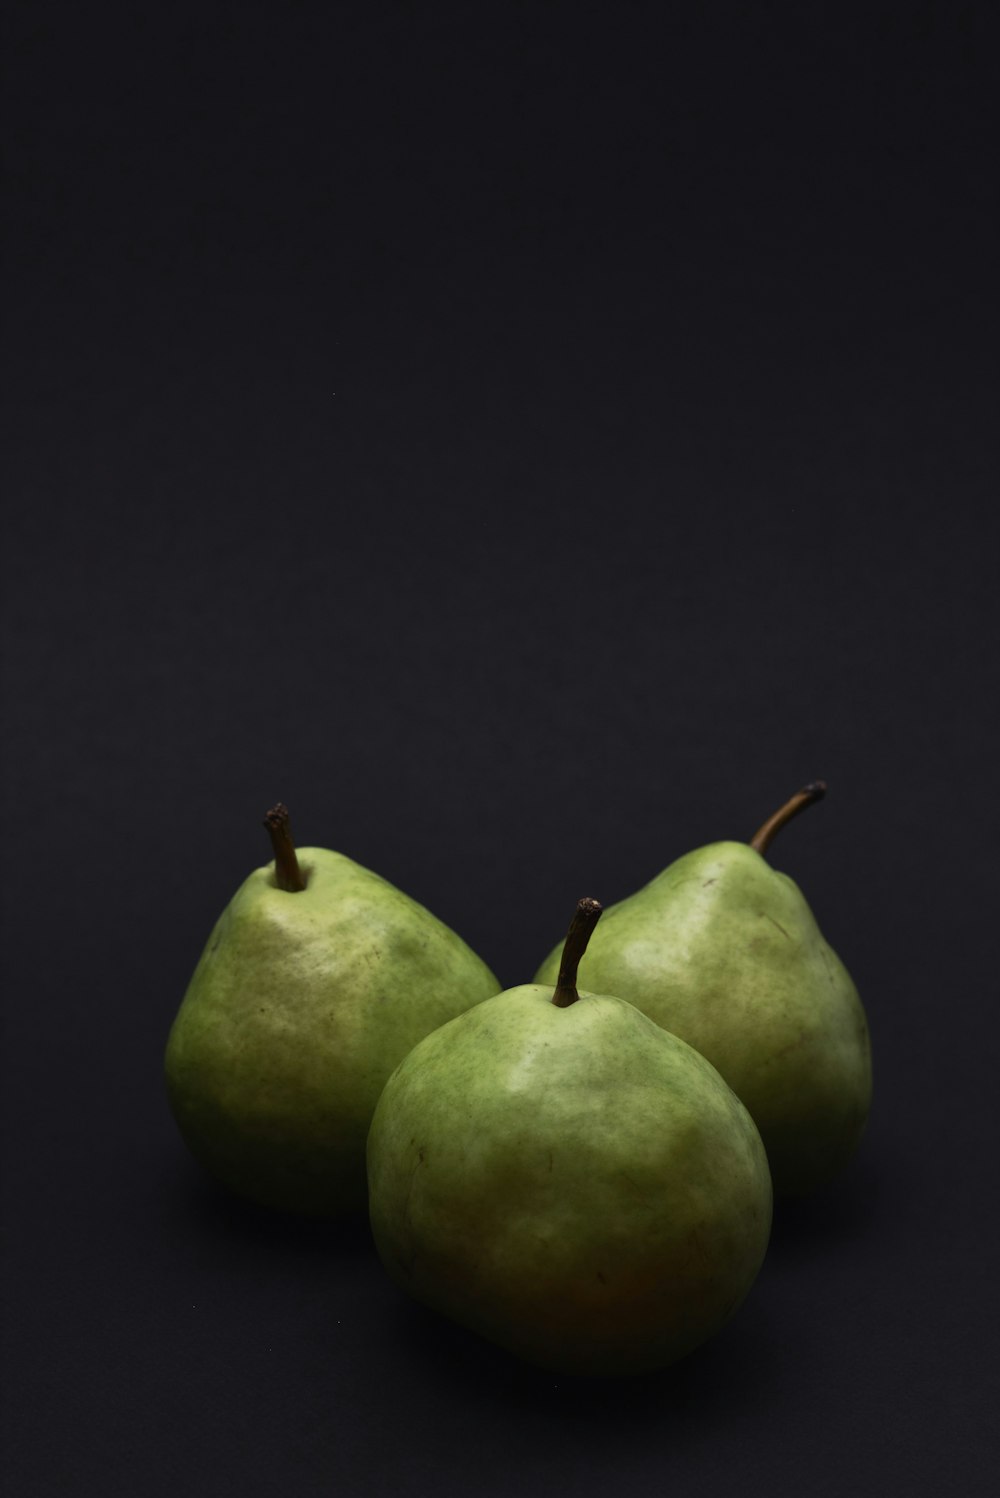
[368,898,772,1376]
[533,785,871,1196]
[165,804,501,1217]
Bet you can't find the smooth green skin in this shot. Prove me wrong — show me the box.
[165,848,501,1217]
[534,843,872,1195]
[367,984,772,1376]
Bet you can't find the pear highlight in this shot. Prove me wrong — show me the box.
[368,899,772,1376]
[165,805,501,1217]
[534,785,872,1196]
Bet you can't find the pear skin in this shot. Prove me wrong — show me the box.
[166,809,500,1217]
[534,790,871,1196]
[368,901,772,1375]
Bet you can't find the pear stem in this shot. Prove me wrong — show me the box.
[750,781,827,857]
[551,898,603,1008]
[263,803,306,892]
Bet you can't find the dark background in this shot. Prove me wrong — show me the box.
[3,3,998,1494]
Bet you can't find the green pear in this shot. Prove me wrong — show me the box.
[534,784,871,1196]
[165,805,501,1217]
[368,899,772,1376]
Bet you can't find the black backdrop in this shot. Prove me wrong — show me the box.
[3,4,998,1495]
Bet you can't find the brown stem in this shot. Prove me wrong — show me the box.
[263,803,306,891]
[750,781,827,857]
[551,898,603,1008]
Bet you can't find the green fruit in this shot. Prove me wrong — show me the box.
[165,805,501,1217]
[534,785,871,1196]
[368,899,772,1376]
